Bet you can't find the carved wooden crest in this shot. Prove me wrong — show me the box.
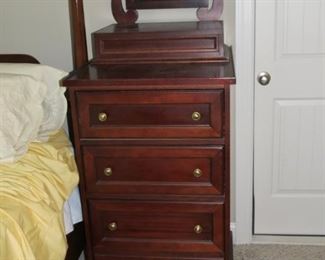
[112,0,224,25]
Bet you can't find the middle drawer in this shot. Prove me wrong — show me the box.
[82,146,224,196]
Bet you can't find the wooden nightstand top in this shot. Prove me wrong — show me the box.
[63,47,235,88]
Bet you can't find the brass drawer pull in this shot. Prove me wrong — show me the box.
[98,112,108,122]
[192,112,201,121]
[193,168,203,178]
[194,224,203,234]
[104,167,113,177]
[108,222,118,232]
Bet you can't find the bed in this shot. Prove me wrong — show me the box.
[0,54,85,260]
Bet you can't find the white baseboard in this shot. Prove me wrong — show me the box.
[230,222,237,244]
[230,222,324,246]
[252,235,325,246]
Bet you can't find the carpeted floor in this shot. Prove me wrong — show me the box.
[234,244,325,260]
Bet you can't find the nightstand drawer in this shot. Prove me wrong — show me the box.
[89,200,225,259]
[83,145,224,196]
[76,90,224,138]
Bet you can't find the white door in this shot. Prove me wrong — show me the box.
[254,0,325,235]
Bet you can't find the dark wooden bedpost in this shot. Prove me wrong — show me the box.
[69,0,88,69]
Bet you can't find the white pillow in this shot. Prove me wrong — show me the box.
[0,63,68,140]
[0,73,46,163]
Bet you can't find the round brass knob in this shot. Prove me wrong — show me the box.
[104,167,113,177]
[108,222,118,232]
[192,112,201,121]
[98,112,108,122]
[194,224,203,234]
[193,168,203,178]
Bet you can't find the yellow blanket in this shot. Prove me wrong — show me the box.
[0,130,79,260]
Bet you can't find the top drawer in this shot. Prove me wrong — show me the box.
[76,90,224,138]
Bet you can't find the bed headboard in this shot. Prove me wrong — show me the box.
[0,54,40,64]
[68,0,224,69]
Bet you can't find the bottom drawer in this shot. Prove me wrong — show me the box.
[89,200,225,259]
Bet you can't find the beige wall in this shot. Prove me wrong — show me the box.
[1,0,235,71]
[0,1,72,70]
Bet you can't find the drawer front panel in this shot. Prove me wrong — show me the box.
[94,37,222,64]
[76,90,224,138]
[100,37,217,53]
[90,103,210,125]
[83,146,224,195]
[89,200,224,258]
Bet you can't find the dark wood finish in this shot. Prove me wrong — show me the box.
[111,0,138,26]
[0,54,39,64]
[69,0,88,69]
[63,45,235,87]
[126,0,209,9]
[64,66,234,260]
[83,145,224,195]
[68,0,225,60]
[65,2,235,258]
[110,0,224,24]
[92,21,226,64]
[76,90,224,138]
[89,200,224,259]
[80,138,226,146]
[223,84,232,260]
[0,54,85,260]
[197,0,224,21]
[95,256,225,260]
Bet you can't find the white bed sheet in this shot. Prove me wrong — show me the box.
[63,187,83,234]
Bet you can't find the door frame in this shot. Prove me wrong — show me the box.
[234,0,256,244]
[234,0,325,245]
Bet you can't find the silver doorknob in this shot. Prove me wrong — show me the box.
[257,72,271,86]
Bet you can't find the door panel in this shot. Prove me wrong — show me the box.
[254,0,325,235]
